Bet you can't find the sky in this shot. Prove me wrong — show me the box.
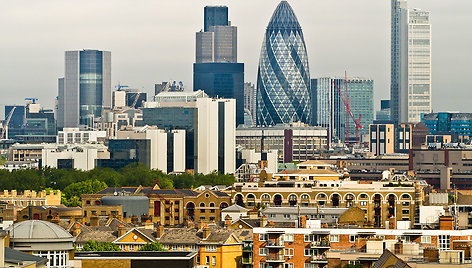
[1,0,471,119]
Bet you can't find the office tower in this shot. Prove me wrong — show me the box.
[5,102,56,140]
[142,91,236,174]
[345,78,374,140]
[204,6,228,32]
[193,63,244,125]
[391,0,431,124]
[311,78,346,143]
[194,6,244,126]
[244,82,256,126]
[376,100,391,121]
[369,124,395,156]
[256,1,311,126]
[57,49,111,129]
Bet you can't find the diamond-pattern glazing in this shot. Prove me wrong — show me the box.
[256,1,311,126]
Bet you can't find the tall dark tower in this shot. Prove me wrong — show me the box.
[204,6,229,32]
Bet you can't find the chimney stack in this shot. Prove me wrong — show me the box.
[261,215,268,227]
[156,225,165,239]
[90,215,99,227]
[118,224,127,237]
[224,215,232,228]
[202,225,211,239]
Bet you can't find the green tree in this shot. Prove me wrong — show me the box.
[0,155,6,166]
[81,241,121,251]
[138,242,167,251]
[62,179,107,207]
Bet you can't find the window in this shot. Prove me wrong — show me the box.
[283,264,294,268]
[304,248,314,256]
[421,236,431,244]
[360,201,367,206]
[359,194,368,199]
[259,248,268,256]
[284,234,294,242]
[402,209,409,214]
[212,256,216,266]
[206,256,210,265]
[439,235,450,250]
[349,235,357,243]
[269,214,275,218]
[129,244,134,251]
[260,263,269,268]
[305,264,316,268]
[304,235,311,242]
[205,245,217,252]
[284,248,294,256]
[259,234,268,241]
[330,235,339,242]
[402,201,410,206]
[283,214,291,219]
[172,245,178,251]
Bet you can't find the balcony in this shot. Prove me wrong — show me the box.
[311,255,328,263]
[242,257,253,264]
[311,240,330,248]
[266,254,285,262]
[266,240,284,248]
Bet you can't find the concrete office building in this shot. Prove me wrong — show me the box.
[369,124,395,156]
[312,77,373,142]
[41,143,109,170]
[391,0,432,123]
[98,126,185,173]
[244,82,257,126]
[311,78,346,142]
[236,124,328,163]
[57,128,107,145]
[143,91,235,174]
[195,6,244,126]
[57,49,112,129]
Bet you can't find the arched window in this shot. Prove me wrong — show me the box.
[219,202,229,209]
[199,202,205,207]
[209,202,215,207]
[235,194,244,207]
[359,194,368,199]
[331,194,340,207]
[318,193,326,199]
[301,194,310,200]
[401,194,410,199]
[273,194,283,207]
[247,194,255,199]
[288,194,297,207]
[261,194,270,199]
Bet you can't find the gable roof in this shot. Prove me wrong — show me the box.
[373,249,411,268]
[159,228,200,245]
[113,227,157,243]
[222,204,249,212]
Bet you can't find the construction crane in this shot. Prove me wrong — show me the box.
[332,72,363,144]
[115,84,129,91]
[1,106,16,140]
[24,98,38,104]
[131,92,141,108]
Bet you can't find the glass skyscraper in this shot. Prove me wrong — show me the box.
[391,0,431,124]
[57,49,111,129]
[256,1,311,126]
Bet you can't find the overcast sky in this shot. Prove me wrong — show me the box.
[1,0,471,119]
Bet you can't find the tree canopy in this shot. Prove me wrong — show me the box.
[0,163,235,207]
[81,240,121,252]
[138,242,167,251]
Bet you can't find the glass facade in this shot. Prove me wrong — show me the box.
[422,112,472,138]
[79,50,103,126]
[256,1,311,126]
[193,63,244,125]
[142,107,197,170]
[204,6,228,32]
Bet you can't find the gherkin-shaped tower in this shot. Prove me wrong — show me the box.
[256,1,311,126]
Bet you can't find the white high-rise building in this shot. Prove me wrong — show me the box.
[391,0,431,123]
[143,91,236,174]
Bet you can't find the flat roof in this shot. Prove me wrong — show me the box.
[75,251,197,260]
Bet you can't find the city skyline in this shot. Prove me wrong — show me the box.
[1,0,471,118]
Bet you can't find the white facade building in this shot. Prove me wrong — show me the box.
[143,90,236,174]
[57,128,107,145]
[391,0,431,123]
[41,144,109,171]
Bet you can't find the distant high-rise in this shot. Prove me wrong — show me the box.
[311,78,346,143]
[57,49,111,129]
[256,1,311,126]
[204,6,228,32]
[194,5,244,126]
[391,0,431,124]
